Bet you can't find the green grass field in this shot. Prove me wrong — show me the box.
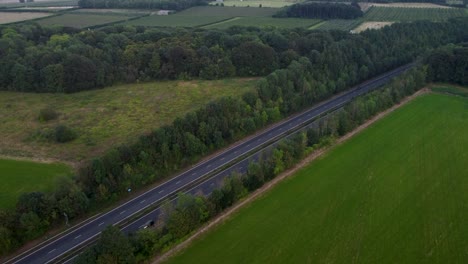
[166,93,468,264]
[214,0,301,8]
[316,19,363,31]
[204,16,320,29]
[125,6,279,27]
[36,13,131,28]
[125,15,230,27]
[0,159,71,209]
[0,78,256,162]
[364,6,467,21]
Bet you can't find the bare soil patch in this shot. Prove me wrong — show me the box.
[353,21,394,33]
[0,12,53,24]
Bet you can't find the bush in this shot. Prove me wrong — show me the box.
[54,125,77,143]
[38,107,58,122]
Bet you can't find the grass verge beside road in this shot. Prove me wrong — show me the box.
[164,92,468,264]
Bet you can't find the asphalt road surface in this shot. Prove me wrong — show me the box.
[7,63,414,264]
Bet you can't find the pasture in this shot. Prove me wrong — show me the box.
[125,15,229,27]
[0,78,256,163]
[166,93,468,264]
[0,159,71,209]
[0,12,53,24]
[36,13,131,28]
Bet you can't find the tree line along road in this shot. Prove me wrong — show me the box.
[7,63,415,264]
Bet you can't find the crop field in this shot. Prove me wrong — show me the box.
[36,13,131,28]
[177,6,278,17]
[213,0,300,8]
[364,6,467,21]
[166,93,468,264]
[0,159,71,209]
[0,78,256,163]
[125,6,280,28]
[0,12,53,24]
[315,19,362,31]
[125,15,230,27]
[0,0,77,7]
[352,21,393,33]
[204,16,320,29]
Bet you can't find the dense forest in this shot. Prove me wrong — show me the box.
[426,46,468,85]
[77,0,209,10]
[0,18,467,255]
[75,66,429,264]
[274,2,363,20]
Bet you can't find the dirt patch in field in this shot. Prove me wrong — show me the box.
[153,88,430,264]
[0,12,53,24]
[353,21,394,33]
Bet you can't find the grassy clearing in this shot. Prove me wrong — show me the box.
[36,13,131,28]
[0,12,53,24]
[0,78,256,162]
[211,0,298,8]
[364,6,467,21]
[204,16,320,29]
[0,159,71,209]
[166,93,468,264]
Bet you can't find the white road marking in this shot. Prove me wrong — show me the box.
[221,157,225,161]
[246,144,250,147]
[234,151,238,154]
[120,210,126,215]
[192,172,196,176]
[159,190,164,194]
[207,164,211,168]
[140,200,146,204]
[176,181,181,185]
[99,222,104,226]
[48,249,56,254]
[74,235,81,240]
[239,166,243,170]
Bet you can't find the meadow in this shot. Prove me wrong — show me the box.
[0,78,256,163]
[36,13,131,28]
[0,159,71,209]
[125,15,230,27]
[166,92,468,264]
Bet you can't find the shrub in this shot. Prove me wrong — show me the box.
[54,125,77,143]
[38,107,59,122]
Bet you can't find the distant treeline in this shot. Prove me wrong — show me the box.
[77,0,209,10]
[426,47,468,85]
[0,18,467,256]
[75,66,429,264]
[274,2,363,20]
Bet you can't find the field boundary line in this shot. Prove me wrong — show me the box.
[200,16,240,28]
[152,88,430,264]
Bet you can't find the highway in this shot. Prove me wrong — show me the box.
[7,63,414,264]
